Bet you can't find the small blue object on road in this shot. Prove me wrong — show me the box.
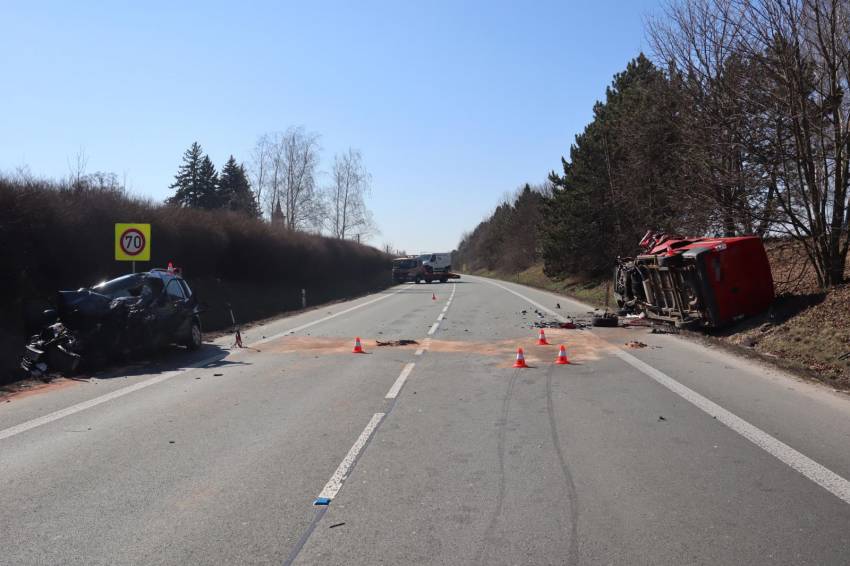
[313,497,331,506]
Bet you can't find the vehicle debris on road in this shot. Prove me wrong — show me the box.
[375,339,419,347]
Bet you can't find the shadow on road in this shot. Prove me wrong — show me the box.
[90,343,240,380]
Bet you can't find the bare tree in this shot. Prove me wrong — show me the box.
[250,134,271,217]
[67,146,89,189]
[252,127,325,231]
[740,0,850,286]
[279,127,322,230]
[326,148,377,240]
[649,0,850,286]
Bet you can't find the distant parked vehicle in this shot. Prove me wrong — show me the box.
[418,252,452,274]
[392,256,460,284]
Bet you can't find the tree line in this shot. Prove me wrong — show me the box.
[168,127,376,241]
[458,0,850,289]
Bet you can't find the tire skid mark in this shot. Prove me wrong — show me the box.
[474,367,519,565]
[545,362,581,565]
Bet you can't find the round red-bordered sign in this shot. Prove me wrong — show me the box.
[119,228,146,256]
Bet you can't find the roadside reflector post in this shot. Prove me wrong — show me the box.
[302,288,307,309]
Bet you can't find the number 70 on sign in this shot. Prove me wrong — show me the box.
[115,223,151,261]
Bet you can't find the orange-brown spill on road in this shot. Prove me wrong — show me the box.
[0,377,81,402]
[257,329,613,366]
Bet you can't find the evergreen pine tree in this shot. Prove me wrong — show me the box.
[196,155,219,209]
[167,142,204,207]
[218,156,261,217]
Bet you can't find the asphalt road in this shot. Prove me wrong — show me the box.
[3,275,850,565]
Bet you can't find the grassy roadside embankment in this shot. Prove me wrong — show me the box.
[474,264,608,309]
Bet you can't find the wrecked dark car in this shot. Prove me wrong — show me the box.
[21,268,203,378]
[614,231,774,329]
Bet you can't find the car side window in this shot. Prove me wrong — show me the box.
[178,280,192,297]
[165,279,185,300]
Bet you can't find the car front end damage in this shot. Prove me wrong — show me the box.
[20,270,200,379]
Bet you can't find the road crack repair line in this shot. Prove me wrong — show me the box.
[481,277,850,507]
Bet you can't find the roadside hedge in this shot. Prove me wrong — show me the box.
[0,177,392,382]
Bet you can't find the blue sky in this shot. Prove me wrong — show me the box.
[0,0,660,252]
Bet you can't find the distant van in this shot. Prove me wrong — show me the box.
[419,253,452,273]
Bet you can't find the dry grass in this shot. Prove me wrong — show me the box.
[475,264,609,308]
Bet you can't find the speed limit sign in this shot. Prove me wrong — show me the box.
[115,223,151,261]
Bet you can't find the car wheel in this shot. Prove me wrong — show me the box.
[185,320,202,350]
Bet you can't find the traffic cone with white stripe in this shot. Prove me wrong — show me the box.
[555,345,570,365]
[513,347,528,368]
[352,336,365,354]
[537,328,549,345]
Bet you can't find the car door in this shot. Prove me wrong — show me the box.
[162,278,190,342]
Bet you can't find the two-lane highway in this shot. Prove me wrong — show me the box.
[2,277,850,565]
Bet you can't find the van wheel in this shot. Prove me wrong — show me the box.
[440,277,448,283]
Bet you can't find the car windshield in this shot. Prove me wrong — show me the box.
[393,259,417,269]
[92,274,164,300]
[91,274,147,299]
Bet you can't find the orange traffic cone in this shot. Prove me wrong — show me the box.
[513,347,529,368]
[352,337,365,354]
[432,293,437,301]
[555,345,570,365]
[537,329,549,345]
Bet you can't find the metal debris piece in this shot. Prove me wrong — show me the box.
[375,339,419,347]
[625,341,648,348]
[650,326,678,334]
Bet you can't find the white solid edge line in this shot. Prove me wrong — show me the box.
[614,349,850,504]
[427,322,440,336]
[481,277,850,506]
[317,412,385,501]
[0,352,227,442]
[437,313,445,321]
[251,284,412,347]
[386,362,416,399]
